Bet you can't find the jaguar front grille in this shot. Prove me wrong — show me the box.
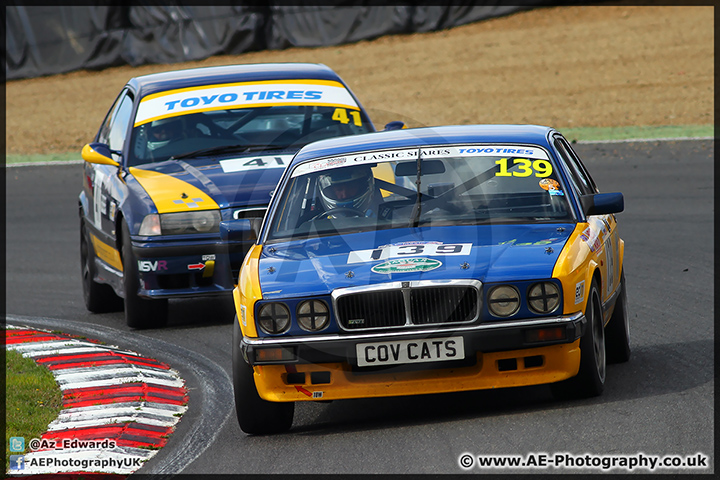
[410,286,477,325]
[336,290,405,329]
[333,280,481,331]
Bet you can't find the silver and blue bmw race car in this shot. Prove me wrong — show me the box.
[79,63,398,328]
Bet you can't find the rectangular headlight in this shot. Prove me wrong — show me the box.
[160,210,221,235]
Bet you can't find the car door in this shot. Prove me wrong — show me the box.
[553,134,621,307]
[84,88,135,254]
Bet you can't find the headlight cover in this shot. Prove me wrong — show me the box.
[527,282,561,314]
[257,302,291,335]
[139,214,161,236]
[139,211,221,236]
[487,285,521,317]
[297,300,330,332]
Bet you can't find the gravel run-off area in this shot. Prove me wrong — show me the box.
[5,4,713,156]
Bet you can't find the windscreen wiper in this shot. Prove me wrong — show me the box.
[170,144,293,161]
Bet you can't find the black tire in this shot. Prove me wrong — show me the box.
[232,317,294,435]
[551,279,606,399]
[80,219,123,313]
[120,221,168,329]
[605,271,631,364]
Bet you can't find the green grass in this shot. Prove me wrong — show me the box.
[561,124,713,143]
[3,124,713,166]
[5,348,64,471]
[5,152,80,165]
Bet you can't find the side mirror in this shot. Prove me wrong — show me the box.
[580,192,624,216]
[82,143,120,167]
[383,121,406,131]
[219,219,258,243]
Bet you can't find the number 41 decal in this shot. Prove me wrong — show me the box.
[332,108,362,126]
[242,156,287,167]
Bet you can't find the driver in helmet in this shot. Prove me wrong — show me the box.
[317,165,379,218]
[147,117,183,151]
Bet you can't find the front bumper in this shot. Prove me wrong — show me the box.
[133,236,252,299]
[240,312,586,402]
[242,311,585,365]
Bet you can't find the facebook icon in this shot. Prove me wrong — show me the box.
[9,455,25,471]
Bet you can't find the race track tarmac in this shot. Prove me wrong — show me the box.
[4,139,714,474]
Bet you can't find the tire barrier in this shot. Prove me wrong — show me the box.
[5,3,552,80]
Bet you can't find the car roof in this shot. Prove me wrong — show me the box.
[291,124,558,166]
[127,63,347,98]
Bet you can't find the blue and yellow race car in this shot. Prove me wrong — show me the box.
[224,124,630,434]
[79,63,394,328]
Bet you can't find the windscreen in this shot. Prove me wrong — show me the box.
[128,79,372,166]
[266,145,575,242]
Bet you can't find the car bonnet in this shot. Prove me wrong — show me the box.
[257,224,574,300]
[129,155,287,212]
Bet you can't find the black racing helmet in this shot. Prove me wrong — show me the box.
[317,165,375,212]
[147,117,183,149]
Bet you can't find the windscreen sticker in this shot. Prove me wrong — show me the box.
[135,80,359,127]
[539,178,564,195]
[291,145,549,178]
[539,178,560,191]
[349,243,471,264]
[220,155,295,173]
[292,149,420,177]
[332,107,363,126]
[495,158,553,177]
[456,146,549,159]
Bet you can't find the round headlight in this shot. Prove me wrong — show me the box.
[257,303,291,334]
[192,211,217,233]
[488,285,521,317]
[297,300,330,332]
[528,282,561,314]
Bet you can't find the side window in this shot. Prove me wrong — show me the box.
[553,136,594,196]
[107,93,134,155]
[97,89,126,144]
[561,137,599,193]
[96,89,135,163]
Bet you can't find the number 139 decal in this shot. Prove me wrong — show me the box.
[495,158,553,177]
[348,243,472,264]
